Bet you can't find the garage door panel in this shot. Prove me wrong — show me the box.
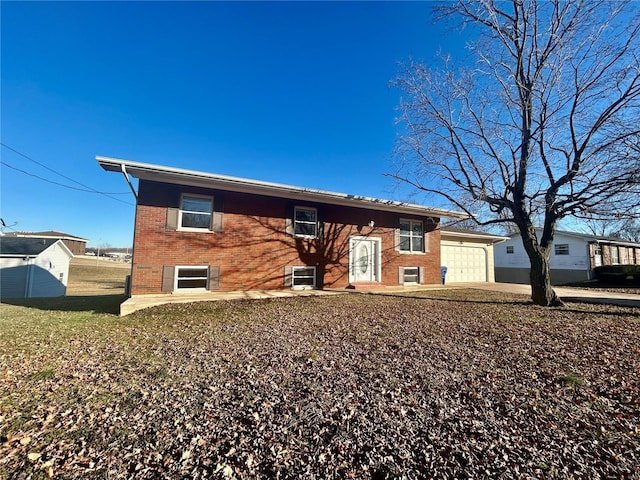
[441,245,488,282]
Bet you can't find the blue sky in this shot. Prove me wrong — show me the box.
[1,1,468,248]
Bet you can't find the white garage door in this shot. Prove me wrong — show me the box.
[441,245,488,283]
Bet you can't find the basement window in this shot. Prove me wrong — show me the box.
[175,266,209,290]
[292,266,316,289]
[403,267,420,285]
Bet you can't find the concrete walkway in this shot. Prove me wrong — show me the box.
[119,288,347,315]
[118,282,639,315]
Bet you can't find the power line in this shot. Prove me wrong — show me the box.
[0,143,134,206]
[1,160,128,195]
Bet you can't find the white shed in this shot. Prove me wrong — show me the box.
[0,237,73,298]
[440,228,508,283]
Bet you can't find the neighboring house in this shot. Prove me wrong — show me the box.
[97,157,467,296]
[494,229,640,285]
[4,231,88,255]
[0,237,73,298]
[440,227,508,283]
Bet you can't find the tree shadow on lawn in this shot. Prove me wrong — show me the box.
[1,294,126,315]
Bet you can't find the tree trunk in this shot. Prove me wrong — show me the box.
[529,250,564,307]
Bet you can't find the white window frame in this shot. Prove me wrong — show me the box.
[611,246,619,264]
[294,206,318,238]
[179,194,213,231]
[554,244,570,255]
[403,266,420,285]
[399,219,424,254]
[620,247,629,264]
[506,245,514,254]
[175,266,209,291]
[292,266,316,290]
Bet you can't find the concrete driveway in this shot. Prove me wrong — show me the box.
[451,282,640,308]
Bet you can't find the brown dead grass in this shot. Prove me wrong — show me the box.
[1,292,638,479]
[66,262,130,296]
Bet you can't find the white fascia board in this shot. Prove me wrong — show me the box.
[517,228,640,248]
[97,156,468,219]
[593,238,640,248]
[440,230,509,241]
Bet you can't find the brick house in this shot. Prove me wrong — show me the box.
[4,231,87,255]
[98,157,467,295]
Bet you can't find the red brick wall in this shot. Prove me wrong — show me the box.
[130,180,441,295]
[61,239,86,256]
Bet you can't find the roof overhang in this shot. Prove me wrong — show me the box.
[511,228,640,248]
[97,156,468,219]
[440,229,509,243]
[592,238,640,248]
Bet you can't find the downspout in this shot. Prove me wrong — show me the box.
[120,163,137,300]
[121,164,138,200]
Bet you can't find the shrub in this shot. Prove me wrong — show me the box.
[593,265,640,284]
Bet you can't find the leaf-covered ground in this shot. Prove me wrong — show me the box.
[1,293,639,479]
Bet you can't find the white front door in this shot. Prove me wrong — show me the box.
[350,237,380,283]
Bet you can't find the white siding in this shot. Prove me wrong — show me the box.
[0,241,72,298]
[0,258,29,298]
[494,232,590,271]
[28,243,71,297]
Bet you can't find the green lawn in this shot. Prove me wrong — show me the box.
[1,291,638,479]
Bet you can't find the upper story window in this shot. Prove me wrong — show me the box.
[506,245,514,254]
[399,219,423,253]
[554,244,570,255]
[180,194,213,230]
[294,206,318,238]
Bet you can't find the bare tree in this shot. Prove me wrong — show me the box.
[580,215,640,241]
[392,0,640,306]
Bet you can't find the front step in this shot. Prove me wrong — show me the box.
[347,282,387,290]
